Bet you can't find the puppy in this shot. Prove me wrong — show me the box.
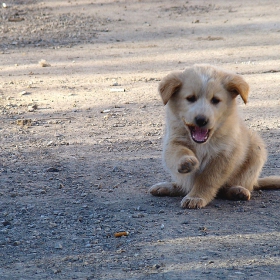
[149,64,280,208]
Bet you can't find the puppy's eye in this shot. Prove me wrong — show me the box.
[211,97,220,105]
[186,95,197,103]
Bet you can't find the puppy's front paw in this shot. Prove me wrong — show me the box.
[178,156,199,174]
[181,195,207,209]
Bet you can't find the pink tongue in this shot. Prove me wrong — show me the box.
[192,127,209,142]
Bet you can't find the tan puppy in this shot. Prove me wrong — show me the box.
[150,65,280,208]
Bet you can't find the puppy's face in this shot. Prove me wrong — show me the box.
[159,65,249,144]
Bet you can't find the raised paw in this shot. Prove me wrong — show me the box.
[178,156,199,174]
[149,182,184,197]
[181,195,207,209]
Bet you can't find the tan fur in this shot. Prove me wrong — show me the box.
[149,64,280,208]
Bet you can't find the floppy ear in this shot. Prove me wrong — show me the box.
[159,72,182,105]
[223,74,249,104]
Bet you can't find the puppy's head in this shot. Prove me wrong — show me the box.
[159,65,249,144]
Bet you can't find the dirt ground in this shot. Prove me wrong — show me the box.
[0,0,280,279]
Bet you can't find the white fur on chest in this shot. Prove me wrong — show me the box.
[195,144,213,171]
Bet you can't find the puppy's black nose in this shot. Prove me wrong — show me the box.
[195,115,208,127]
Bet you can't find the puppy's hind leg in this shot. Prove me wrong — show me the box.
[149,182,185,197]
[219,186,251,201]
[220,132,267,201]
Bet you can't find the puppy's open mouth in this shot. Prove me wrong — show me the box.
[182,118,210,144]
[188,125,210,144]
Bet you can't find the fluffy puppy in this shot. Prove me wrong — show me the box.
[149,65,280,208]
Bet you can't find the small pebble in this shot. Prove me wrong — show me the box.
[112,166,120,172]
[54,242,63,249]
[13,241,21,246]
[20,91,29,96]
[101,109,111,113]
[52,268,61,274]
[2,221,11,227]
[132,213,145,218]
[28,106,35,112]
[16,119,32,126]
[152,264,161,269]
[199,226,207,232]
[46,167,60,172]
[110,88,125,92]
[134,206,145,211]
[46,141,54,146]
[39,59,51,67]
[10,192,18,198]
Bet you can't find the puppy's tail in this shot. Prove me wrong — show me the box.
[254,176,280,190]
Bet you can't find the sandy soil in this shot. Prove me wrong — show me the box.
[0,0,280,279]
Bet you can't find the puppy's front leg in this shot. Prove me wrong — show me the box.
[150,142,199,197]
[181,176,219,209]
[181,156,231,209]
[165,141,199,175]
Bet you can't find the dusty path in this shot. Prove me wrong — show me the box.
[0,0,280,279]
